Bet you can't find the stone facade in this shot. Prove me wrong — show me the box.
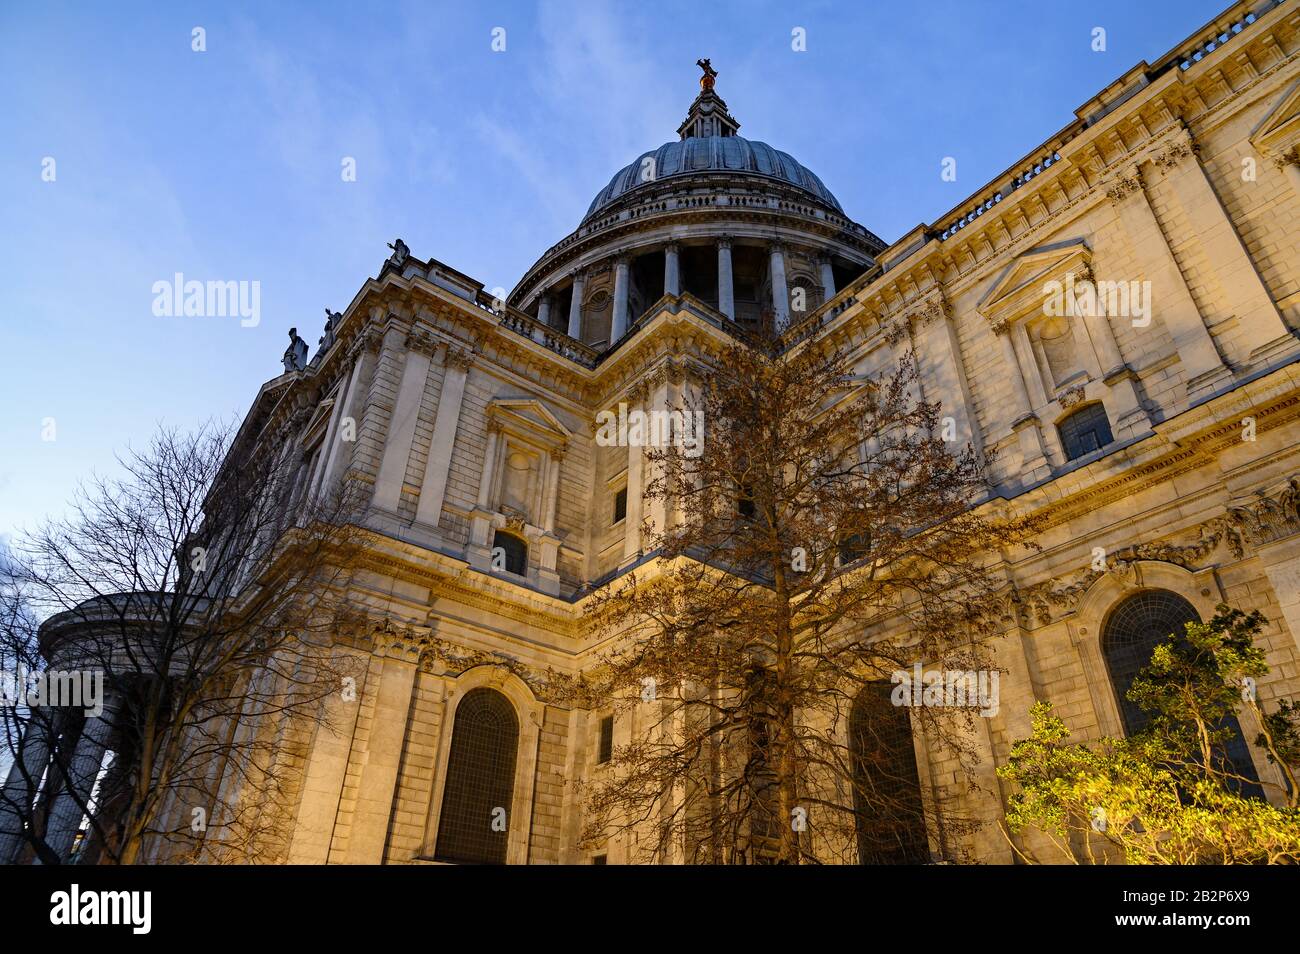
[24,0,1300,866]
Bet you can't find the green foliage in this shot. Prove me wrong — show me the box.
[998,605,1300,864]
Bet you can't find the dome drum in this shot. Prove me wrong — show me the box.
[508,64,882,353]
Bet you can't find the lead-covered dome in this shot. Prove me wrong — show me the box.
[585,135,845,222]
[509,60,884,342]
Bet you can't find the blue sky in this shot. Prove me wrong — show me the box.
[0,0,1229,542]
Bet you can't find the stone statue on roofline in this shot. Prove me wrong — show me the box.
[319,308,342,353]
[283,327,308,373]
[387,237,410,268]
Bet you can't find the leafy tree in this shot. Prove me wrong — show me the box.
[998,606,1300,864]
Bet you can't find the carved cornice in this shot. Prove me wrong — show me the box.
[1013,476,1300,630]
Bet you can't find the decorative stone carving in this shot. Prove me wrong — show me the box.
[418,636,576,704]
[282,328,308,373]
[444,345,475,371]
[1155,136,1194,169]
[1010,481,1300,629]
[1224,478,1300,548]
[346,325,382,361]
[906,289,951,330]
[405,326,439,357]
[319,309,342,353]
[1105,172,1142,202]
[1059,384,1087,409]
[500,506,527,532]
[337,615,435,661]
[387,237,410,268]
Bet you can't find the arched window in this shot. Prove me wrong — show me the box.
[1102,590,1261,796]
[434,688,519,864]
[1058,402,1113,461]
[850,681,929,864]
[491,530,527,576]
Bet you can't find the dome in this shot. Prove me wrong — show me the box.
[584,135,845,222]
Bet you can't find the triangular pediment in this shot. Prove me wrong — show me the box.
[487,398,571,450]
[1250,79,1300,156]
[297,395,336,447]
[978,239,1092,324]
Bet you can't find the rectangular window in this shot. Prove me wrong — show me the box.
[738,484,756,520]
[597,714,614,764]
[592,855,607,865]
[612,487,628,525]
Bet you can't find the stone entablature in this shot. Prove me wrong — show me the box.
[103,0,1300,867]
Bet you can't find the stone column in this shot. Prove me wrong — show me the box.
[994,321,1049,480]
[306,373,350,502]
[717,238,735,320]
[1011,320,1049,409]
[1254,533,1300,658]
[1156,130,1291,363]
[537,450,564,595]
[645,374,671,542]
[1076,273,1124,377]
[372,327,436,513]
[1277,152,1300,200]
[465,424,502,572]
[537,294,552,329]
[477,426,500,510]
[286,647,371,864]
[666,373,691,532]
[911,297,981,459]
[664,243,681,297]
[1074,267,1152,438]
[318,330,380,498]
[343,644,418,864]
[0,719,52,863]
[1107,166,1229,394]
[769,244,790,331]
[544,452,562,532]
[414,346,474,529]
[45,702,117,862]
[622,388,646,566]
[819,257,836,301]
[611,257,631,342]
[567,272,586,340]
[995,323,1034,425]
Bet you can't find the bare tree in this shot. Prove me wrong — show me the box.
[0,421,364,865]
[578,341,1034,864]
